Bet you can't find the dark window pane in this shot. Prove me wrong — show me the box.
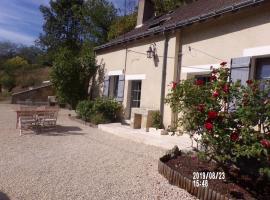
[256,58,270,80]
[108,76,119,98]
[131,80,141,108]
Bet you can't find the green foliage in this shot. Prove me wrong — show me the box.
[166,63,270,178]
[108,12,137,40]
[39,0,114,107]
[0,91,11,101]
[0,73,15,92]
[38,0,117,53]
[0,42,51,92]
[51,47,96,108]
[152,111,162,129]
[3,56,29,72]
[76,98,123,124]
[84,0,118,44]
[76,100,94,121]
[154,0,195,15]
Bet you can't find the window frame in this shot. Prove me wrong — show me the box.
[108,75,119,98]
[250,55,270,80]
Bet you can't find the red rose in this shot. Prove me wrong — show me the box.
[204,122,213,131]
[210,75,217,82]
[172,82,177,89]
[208,111,218,119]
[213,91,219,98]
[260,139,270,149]
[223,84,229,93]
[197,104,205,112]
[230,132,239,142]
[212,69,218,74]
[246,80,253,85]
[220,61,227,66]
[195,79,204,86]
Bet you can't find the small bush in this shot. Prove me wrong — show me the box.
[76,98,123,124]
[90,113,109,124]
[76,100,94,121]
[152,111,162,129]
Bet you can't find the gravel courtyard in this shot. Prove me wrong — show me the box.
[0,103,196,200]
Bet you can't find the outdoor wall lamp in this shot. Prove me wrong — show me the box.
[146,43,157,59]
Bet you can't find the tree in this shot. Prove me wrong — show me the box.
[51,45,97,108]
[154,0,195,15]
[38,0,85,53]
[107,12,137,40]
[84,0,118,44]
[38,0,115,107]
[0,73,15,92]
[38,0,117,53]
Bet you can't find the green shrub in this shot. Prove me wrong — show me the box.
[76,100,94,121]
[152,111,163,129]
[76,98,123,124]
[90,113,109,125]
[92,98,122,122]
[166,62,270,179]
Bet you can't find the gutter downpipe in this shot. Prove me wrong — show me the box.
[172,30,183,128]
[160,33,169,126]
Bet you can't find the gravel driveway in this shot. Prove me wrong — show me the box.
[0,104,196,200]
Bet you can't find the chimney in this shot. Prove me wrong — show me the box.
[136,0,155,28]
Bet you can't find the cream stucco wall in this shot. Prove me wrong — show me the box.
[96,34,177,128]
[181,3,270,76]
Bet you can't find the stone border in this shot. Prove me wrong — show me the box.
[68,115,97,128]
[158,155,229,200]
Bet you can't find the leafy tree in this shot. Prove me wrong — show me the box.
[84,0,117,44]
[38,0,115,107]
[107,12,137,40]
[17,46,43,64]
[38,0,117,53]
[51,45,97,108]
[1,56,29,77]
[0,73,15,92]
[154,0,195,15]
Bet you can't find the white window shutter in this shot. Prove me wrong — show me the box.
[230,56,251,85]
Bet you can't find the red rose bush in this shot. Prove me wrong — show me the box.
[166,62,270,179]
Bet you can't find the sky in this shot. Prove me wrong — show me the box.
[0,0,128,46]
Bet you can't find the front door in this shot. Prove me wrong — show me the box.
[128,80,142,119]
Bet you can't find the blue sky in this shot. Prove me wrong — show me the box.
[0,0,127,46]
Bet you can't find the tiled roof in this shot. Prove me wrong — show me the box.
[95,0,266,51]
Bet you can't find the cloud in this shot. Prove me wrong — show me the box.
[0,29,36,45]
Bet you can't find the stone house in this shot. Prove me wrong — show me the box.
[11,83,55,104]
[95,0,270,129]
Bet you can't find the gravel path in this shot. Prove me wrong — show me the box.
[0,104,196,200]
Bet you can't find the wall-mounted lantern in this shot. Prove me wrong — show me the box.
[146,43,157,59]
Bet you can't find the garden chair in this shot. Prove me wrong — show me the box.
[18,111,37,136]
[37,110,59,131]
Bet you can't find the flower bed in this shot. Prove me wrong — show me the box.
[159,147,269,200]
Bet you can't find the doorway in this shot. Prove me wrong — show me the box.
[127,80,142,119]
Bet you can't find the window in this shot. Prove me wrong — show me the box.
[194,75,210,83]
[255,58,270,80]
[108,76,119,98]
[131,80,142,108]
